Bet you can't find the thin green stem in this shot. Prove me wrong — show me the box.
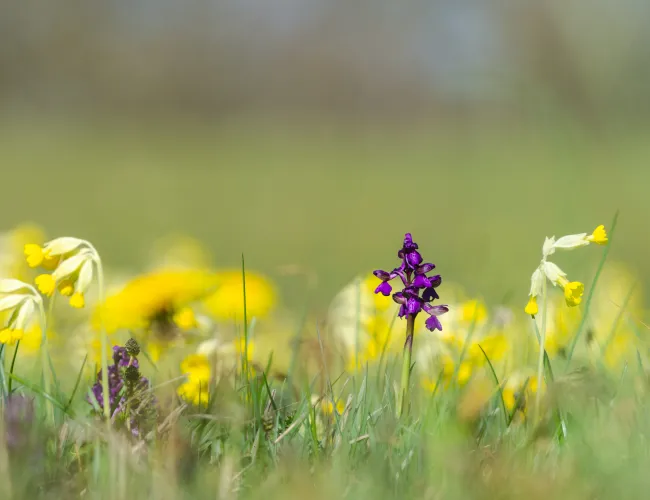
[38,298,54,423]
[7,340,20,394]
[95,256,111,426]
[398,314,415,418]
[565,211,619,366]
[241,254,249,384]
[535,275,548,422]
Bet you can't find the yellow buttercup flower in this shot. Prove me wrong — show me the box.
[587,225,608,245]
[204,270,277,321]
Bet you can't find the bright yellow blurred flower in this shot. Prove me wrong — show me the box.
[0,328,23,345]
[97,269,219,334]
[177,380,210,407]
[178,353,211,406]
[321,398,345,416]
[180,353,211,383]
[204,270,277,321]
[587,225,608,245]
[461,299,488,324]
[173,307,197,330]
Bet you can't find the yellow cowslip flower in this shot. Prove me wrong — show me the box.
[32,239,97,308]
[525,296,538,316]
[97,269,218,334]
[526,225,606,315]
[587,225,608,245]
[0,279,42,346]
[203,270,277,321]
[556,276,584,307]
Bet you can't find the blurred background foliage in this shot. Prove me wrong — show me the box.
[1,0,648,309]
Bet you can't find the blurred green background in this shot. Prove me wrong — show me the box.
[1,1,648,309]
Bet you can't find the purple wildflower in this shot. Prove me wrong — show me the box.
[373,233,448,331]
[88,339,156,438]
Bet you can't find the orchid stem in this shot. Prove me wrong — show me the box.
[399,314,415,418]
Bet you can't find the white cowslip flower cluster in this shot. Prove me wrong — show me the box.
[24,237,101,309]
[0,279,43,345]
[525,225,608,317]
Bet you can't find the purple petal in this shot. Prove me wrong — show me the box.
[406,250,423,268]
[425,315,443,332]
[422,287,439,302]
[392,292,406,304]
[393,268,408,286]
[406,297,422,315]
[374,281,392,296]
[398,304,407,318]
[373,270,391,280]
[403,233,418,250]
[423,304,449,316]
[416,263,435,274]
[412,274,432,289]
[428,275,442,288]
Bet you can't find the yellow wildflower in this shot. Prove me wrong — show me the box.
[35,274,56,296]
[461,299,488,324]
[204,270,277,321]
[524,296,538,316]
[321,398,345,416]
[178,353,211,406]
[557,277,584,307]
[98,269,219,334]
[173,307,197,330]
[587,225,608,245]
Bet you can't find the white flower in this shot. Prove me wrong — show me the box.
[542,261,566,285]
[552,233,590,251]
[542,237,556,258]
[529,268,544,297]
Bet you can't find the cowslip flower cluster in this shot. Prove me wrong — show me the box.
[25,237,100,309]
[525,225,608,316]
[88,339,155,436]
[0,279,43,345]
[373,233,448,331]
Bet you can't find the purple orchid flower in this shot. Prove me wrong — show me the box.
[373,233,448,332]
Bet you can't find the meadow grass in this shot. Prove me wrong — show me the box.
[0,117,649,498]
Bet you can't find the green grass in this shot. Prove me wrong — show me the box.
[1,116,649,498]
